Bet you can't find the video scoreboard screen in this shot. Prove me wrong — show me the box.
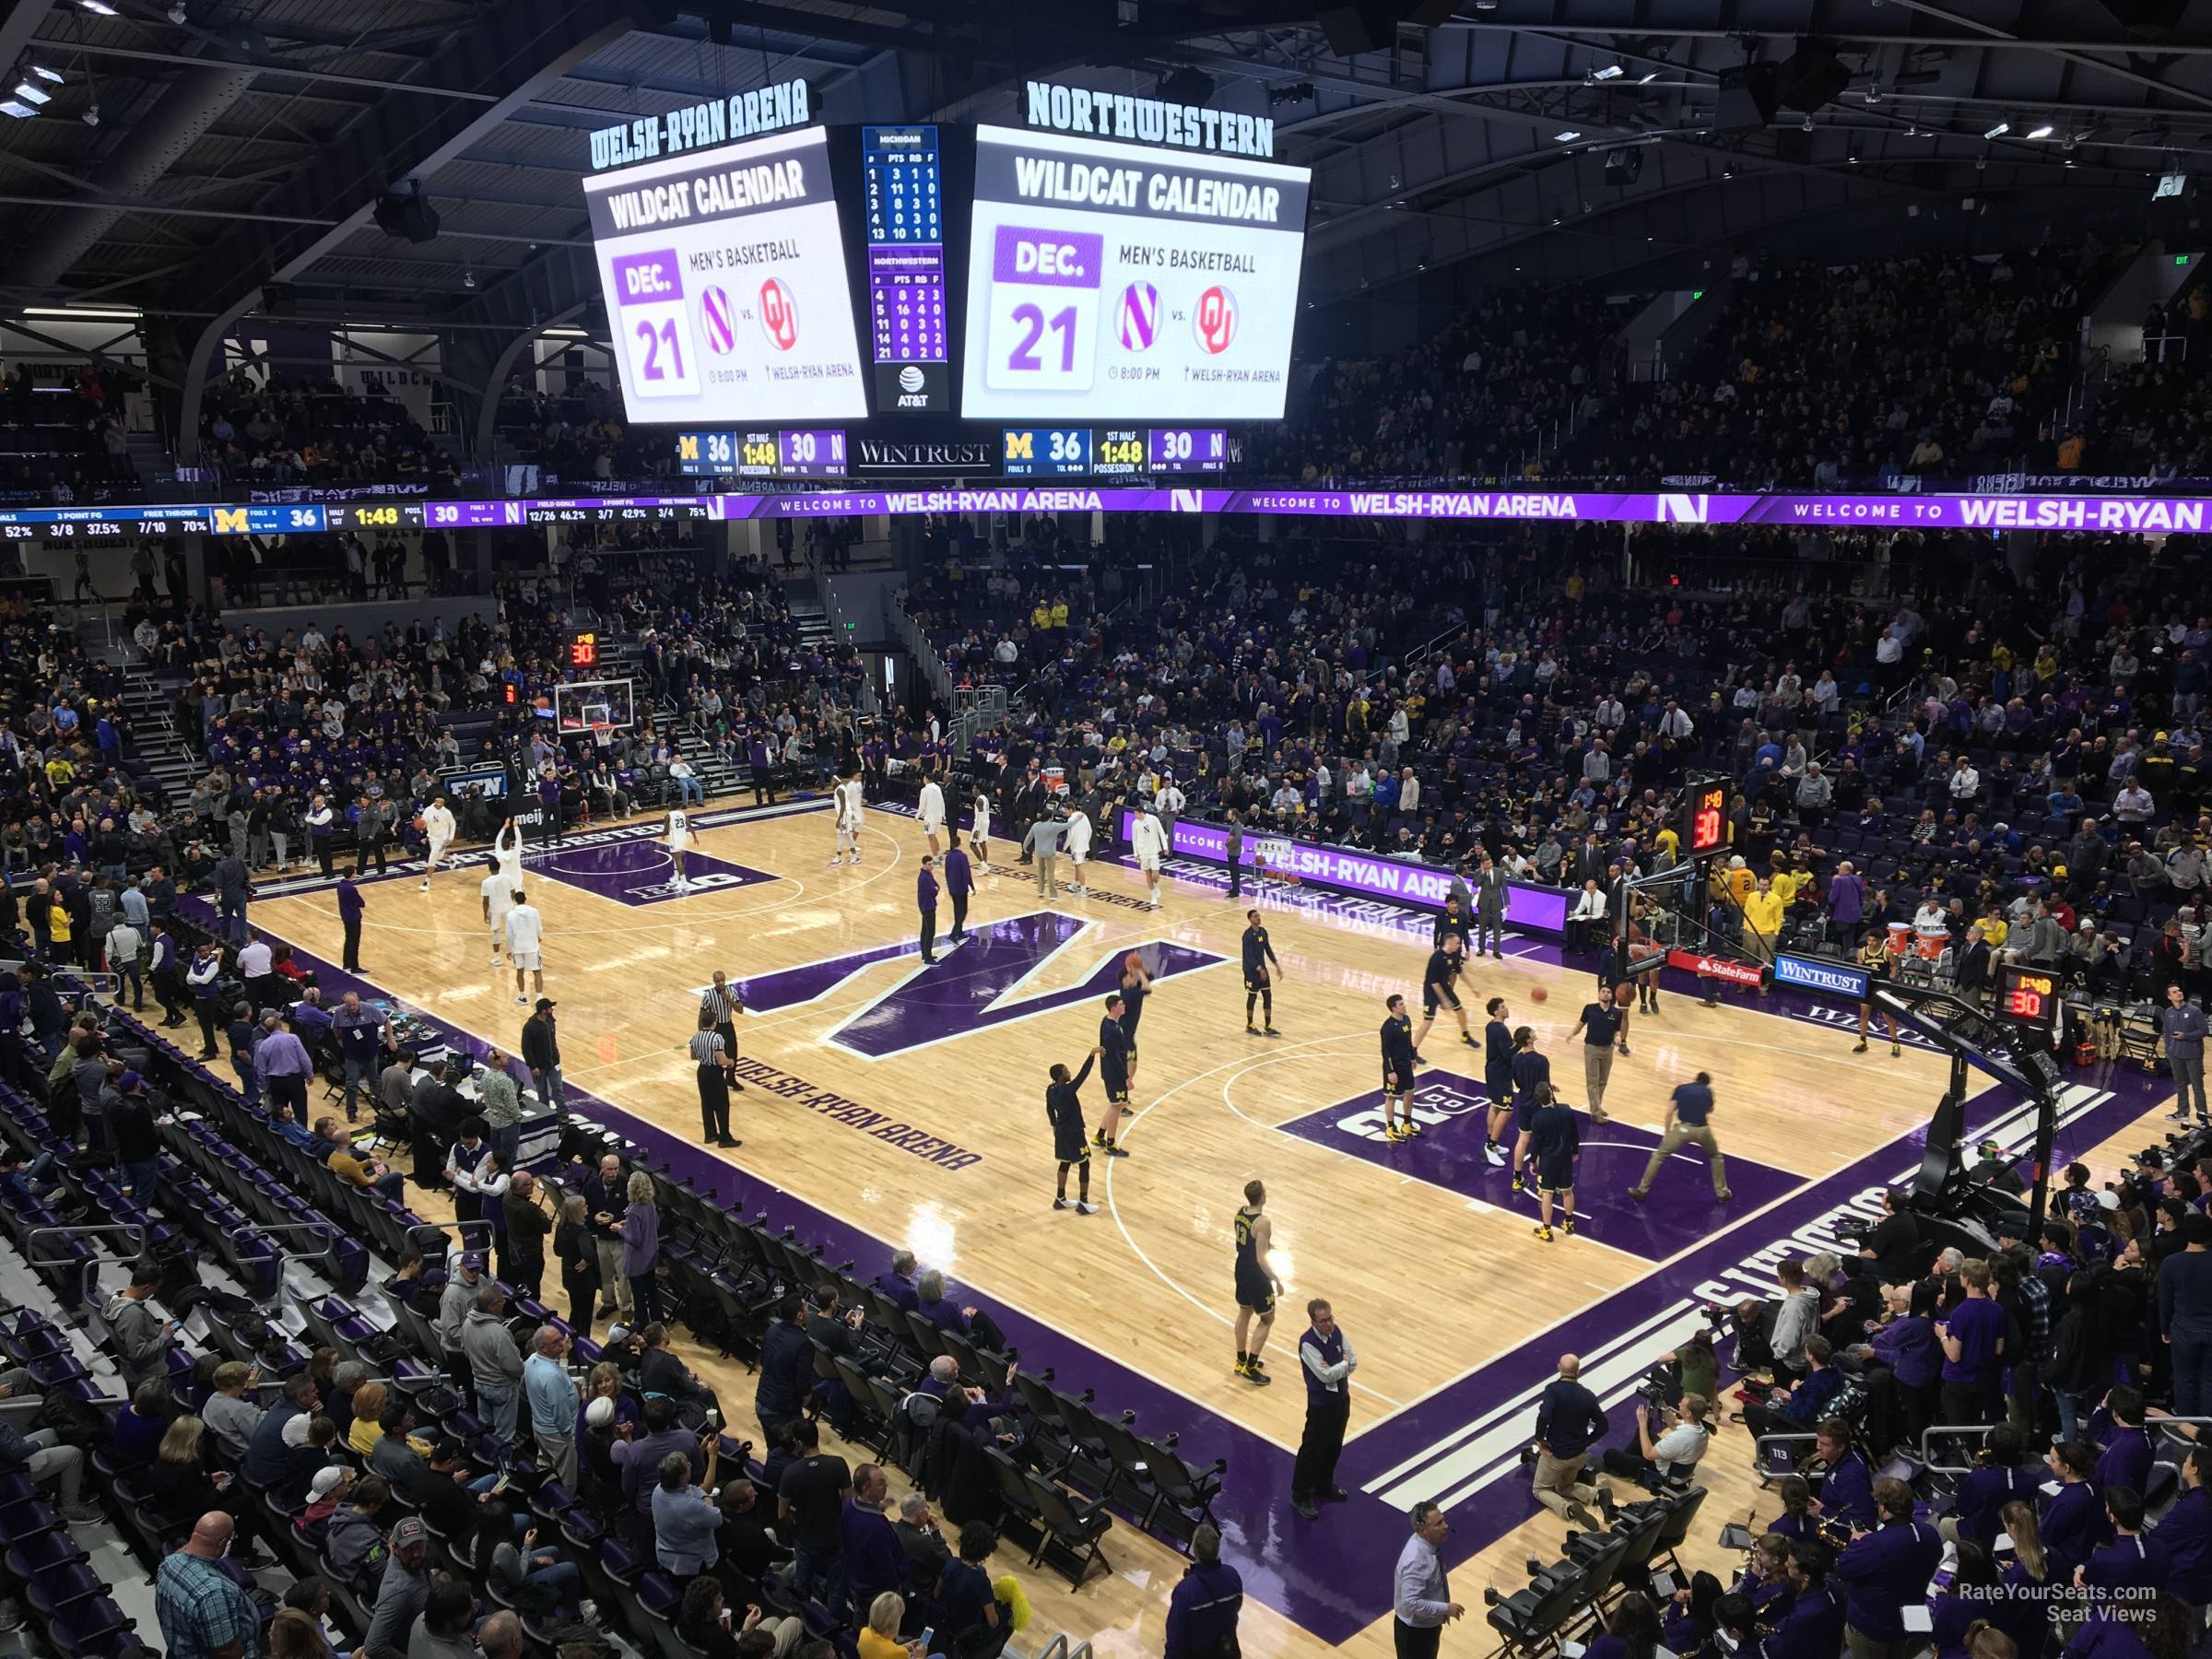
[1001,425,1231,477]
[862,125,949,414]
[959,124,1311,420]
[676,428,850,477]
[582,125,867,423]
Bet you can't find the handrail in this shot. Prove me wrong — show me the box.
[247,1219,347,1296]
[1916,1421,2001,1476]
[28,1223,148,1304]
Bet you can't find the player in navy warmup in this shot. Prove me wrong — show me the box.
[1242,910,1281,1036]
[1046,1047,1101,1215]
[1379,994,1420,1142]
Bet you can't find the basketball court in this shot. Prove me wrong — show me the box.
[224,795,2182,1658]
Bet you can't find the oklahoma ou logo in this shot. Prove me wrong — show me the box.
[727,910,1227,1061]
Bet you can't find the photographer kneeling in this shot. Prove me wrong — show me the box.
[1601,1392,1713,1488]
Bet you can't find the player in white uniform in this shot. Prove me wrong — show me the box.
[972,791,993,869]
[917,777,947,856]
[504,896,545,1004]
[665,807,693,888]
[1064,806,1093,896]
[493,815,525,884]
[1133,808,1168,908]
[480,870,521,968]
[418,798,456,891]
[830,772,865,866]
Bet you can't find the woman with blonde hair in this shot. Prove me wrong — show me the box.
[1992,1500,2055,1656]
[345,1381,388,1459]
[859,1591,922,1659]
[618,1169,662,1324]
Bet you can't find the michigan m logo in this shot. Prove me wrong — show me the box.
[213,507,250,535]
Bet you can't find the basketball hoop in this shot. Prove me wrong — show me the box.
[589,720,613,747]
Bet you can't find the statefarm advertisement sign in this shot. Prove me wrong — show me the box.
[1666,947,1769,988]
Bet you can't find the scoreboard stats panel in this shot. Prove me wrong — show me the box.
[959,124,1311,420]
[862,125,949,414]
[582,124,866,423]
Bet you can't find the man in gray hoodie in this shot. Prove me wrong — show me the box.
[463,1280,524,1444]
[101,1265,176,1388]
[435,1253,483,1409]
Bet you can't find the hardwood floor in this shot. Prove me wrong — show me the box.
[265,801,2181,1657]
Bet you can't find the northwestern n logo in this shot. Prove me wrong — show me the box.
[731,912,1226,1060]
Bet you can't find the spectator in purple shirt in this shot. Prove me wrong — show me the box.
[1936,1257,2007,1424]
[1826,861,1865,946]
[253,1010,315,1121]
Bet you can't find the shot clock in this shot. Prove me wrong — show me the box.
[1997,963,2062,1033]
[1683,780,1728,858]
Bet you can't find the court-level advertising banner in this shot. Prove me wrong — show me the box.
[582,125,866,424]
[959,124,1311,421]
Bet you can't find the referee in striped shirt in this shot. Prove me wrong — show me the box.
[689,1014,739,1149]
[700,972,745,1082]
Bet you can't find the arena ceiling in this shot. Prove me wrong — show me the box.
[0,0,2207,399]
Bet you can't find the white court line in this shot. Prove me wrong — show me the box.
[1102,1031,1410,1415]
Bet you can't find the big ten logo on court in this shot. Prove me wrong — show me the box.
[757,278,799,351]
[628,869,755,899]
[1334,1077,1489,1141]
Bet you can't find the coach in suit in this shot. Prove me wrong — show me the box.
[1473,855,1508,959]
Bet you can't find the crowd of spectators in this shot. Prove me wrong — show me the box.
[1,359,136,505]
[0,541,868,951]
[1258,236,2150,488]
[901,510,2211,1000]
[197,368,465,493]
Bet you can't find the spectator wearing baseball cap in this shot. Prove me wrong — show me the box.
[522,998,562,1117]
[364,1516,433,1659]
[110,1068,161,1199]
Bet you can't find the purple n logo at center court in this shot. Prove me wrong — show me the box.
[1277,1068,1800,1262]
[732,910,1229,1060]
[531,838,780,906]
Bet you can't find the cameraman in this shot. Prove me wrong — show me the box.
[1601,1392,1712,1487]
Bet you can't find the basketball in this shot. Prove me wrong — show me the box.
[1529,986,1547,1004]
[1124,952,1144,974]
[1615,982,1637,1006]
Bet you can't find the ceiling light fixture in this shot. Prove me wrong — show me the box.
[0,100,35,118]
[80,101,98,124]
[1638,70,1658,83]
[1554,130,1582,142]
[26,64,62,84]
[76,0,118,14]
[11,81,49,105]
[1592,64,1624,80]
[1983,121,2009,139]
[2028,124,2053,140]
